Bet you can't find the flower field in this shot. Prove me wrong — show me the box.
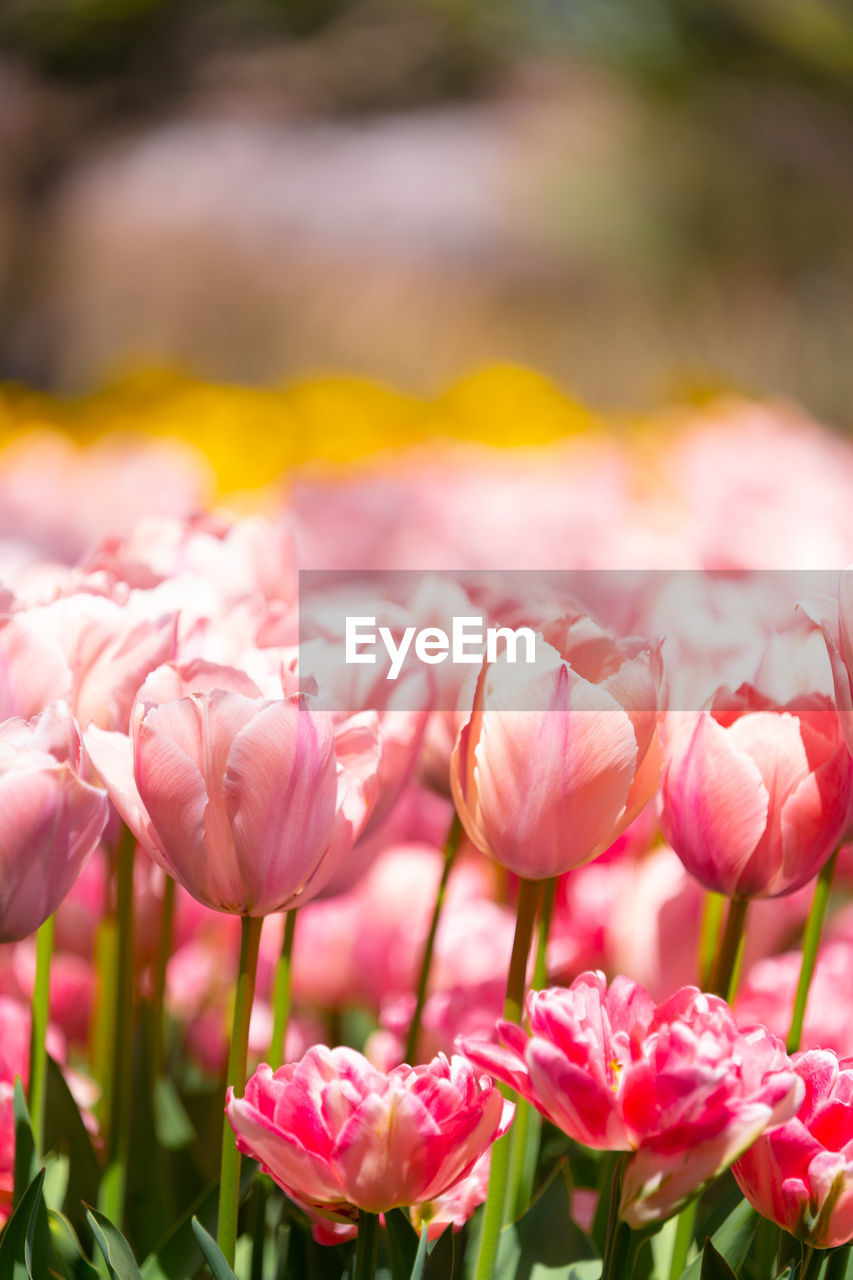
[2,369,853,1280]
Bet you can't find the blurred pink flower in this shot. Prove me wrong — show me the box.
[660,686,853,898]
[734,1049,853,1249]
[226,1047,508,1218]
[0,702,109,942]
[462,972,802,1225]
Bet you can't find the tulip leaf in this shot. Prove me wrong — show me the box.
[682,1201,756,1280]
[47,1209,100,1280]
[477,1159,597,1279]
[44,1055,100,1237]
[700,1238,738,1280]
[0,1167,50,1280]
[12,1079,37,1208]
[86,1206,144,1279]
[385,1208,419,1280]
[424,1225,459,1280]
[190,1216,238,1280]
[139,1160,256,1279]
[408,1224,430,1280]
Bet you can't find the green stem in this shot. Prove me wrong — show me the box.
[698,892,725,988]
[472,877,543,1280]
[404,813,462,1064]
[218,914,263,1268]
[788,847,839,1053]
[709,896,749,1003]
[269,910,297,1071]
[353,1211,379,1280]
[151,874,175,1082]
[29,913,55,1157]
[101,826,136,1228]
[667,1197,697,1280]
[826,1243,852,1279]
[508,877,556,1219]
[800,1243,826,1280]
[600,1155,628,1280]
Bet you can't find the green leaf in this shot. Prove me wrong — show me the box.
[423,1226,458,1280]
[471,1160,597,1280]
[86,1206,144,1279]
[683,1201,757,1280]
[384,1208,419,1280]
[152,1076,195,1150]
[12,1080,37,1209]
[700,1238,738,1280]
[408,1225,429,1280]
[0,1168,48,1280]
[191,1216,238,1280]
[47,1209,100,1280]
[139,1160,256,1280]
[44,1056,101,1237]
[825,1242,853,1279]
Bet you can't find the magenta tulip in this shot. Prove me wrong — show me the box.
[462,971,802,1225]
[225,1046,508,1219]
[734,1049,853,1248]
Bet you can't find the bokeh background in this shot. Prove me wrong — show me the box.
[1,0,852,424]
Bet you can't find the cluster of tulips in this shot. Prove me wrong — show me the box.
[4,388,853,1280]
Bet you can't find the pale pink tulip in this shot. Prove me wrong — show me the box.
[86,660,380,915]
[734,1050,853,1248]
[736,939,853,1060]
[0,703,109,942]
[450,614,665,879]
[660,686,853,897]
[462,972,802,1225]
[226,1047,507,1218]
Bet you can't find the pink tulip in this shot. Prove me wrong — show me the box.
[225,1047,508,1219]
[86,659,380,914]
[461,972,802,1225]
[450,614,666,879]
[660,685,853,898]
[733,1049,853,1248]
[0,703,109,942]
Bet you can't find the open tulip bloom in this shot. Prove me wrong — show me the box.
[461,972,804,1226]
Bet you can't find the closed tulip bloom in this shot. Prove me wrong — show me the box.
[733,1050,853,1249]
[461,972,802,1225]
[225,1047,508,1219]
[450,614,666,879]
[0,702,109,942]
[660,686,853,898]
[86,659,380,915]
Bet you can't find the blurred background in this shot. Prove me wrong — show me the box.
[0,0,852,423]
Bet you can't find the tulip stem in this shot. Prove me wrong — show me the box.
[600,1154,628,1280]
[269,910,297,1071]
[405,813,462,1064]
[353,1211,379,1280]
[800,1243,825,1280]
[151,874,175,1082]
[698,891,725,988]
[508,876,556,1218]
[666,1198,697,1280]
[472,876,543,1280]
[218,914,263,1267]
[101,826,136,1229]
[29,912,54,1157]
[788,846,839,1053]
[709,895,749,1002]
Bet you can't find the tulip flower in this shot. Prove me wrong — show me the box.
[225,1046,508,1219]
[461,971,803,1226]
[0,702,109,943]
[85,659,380,915]
[660,686,853,899]
[450,613,666,880]
[733,1049,853,1249]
